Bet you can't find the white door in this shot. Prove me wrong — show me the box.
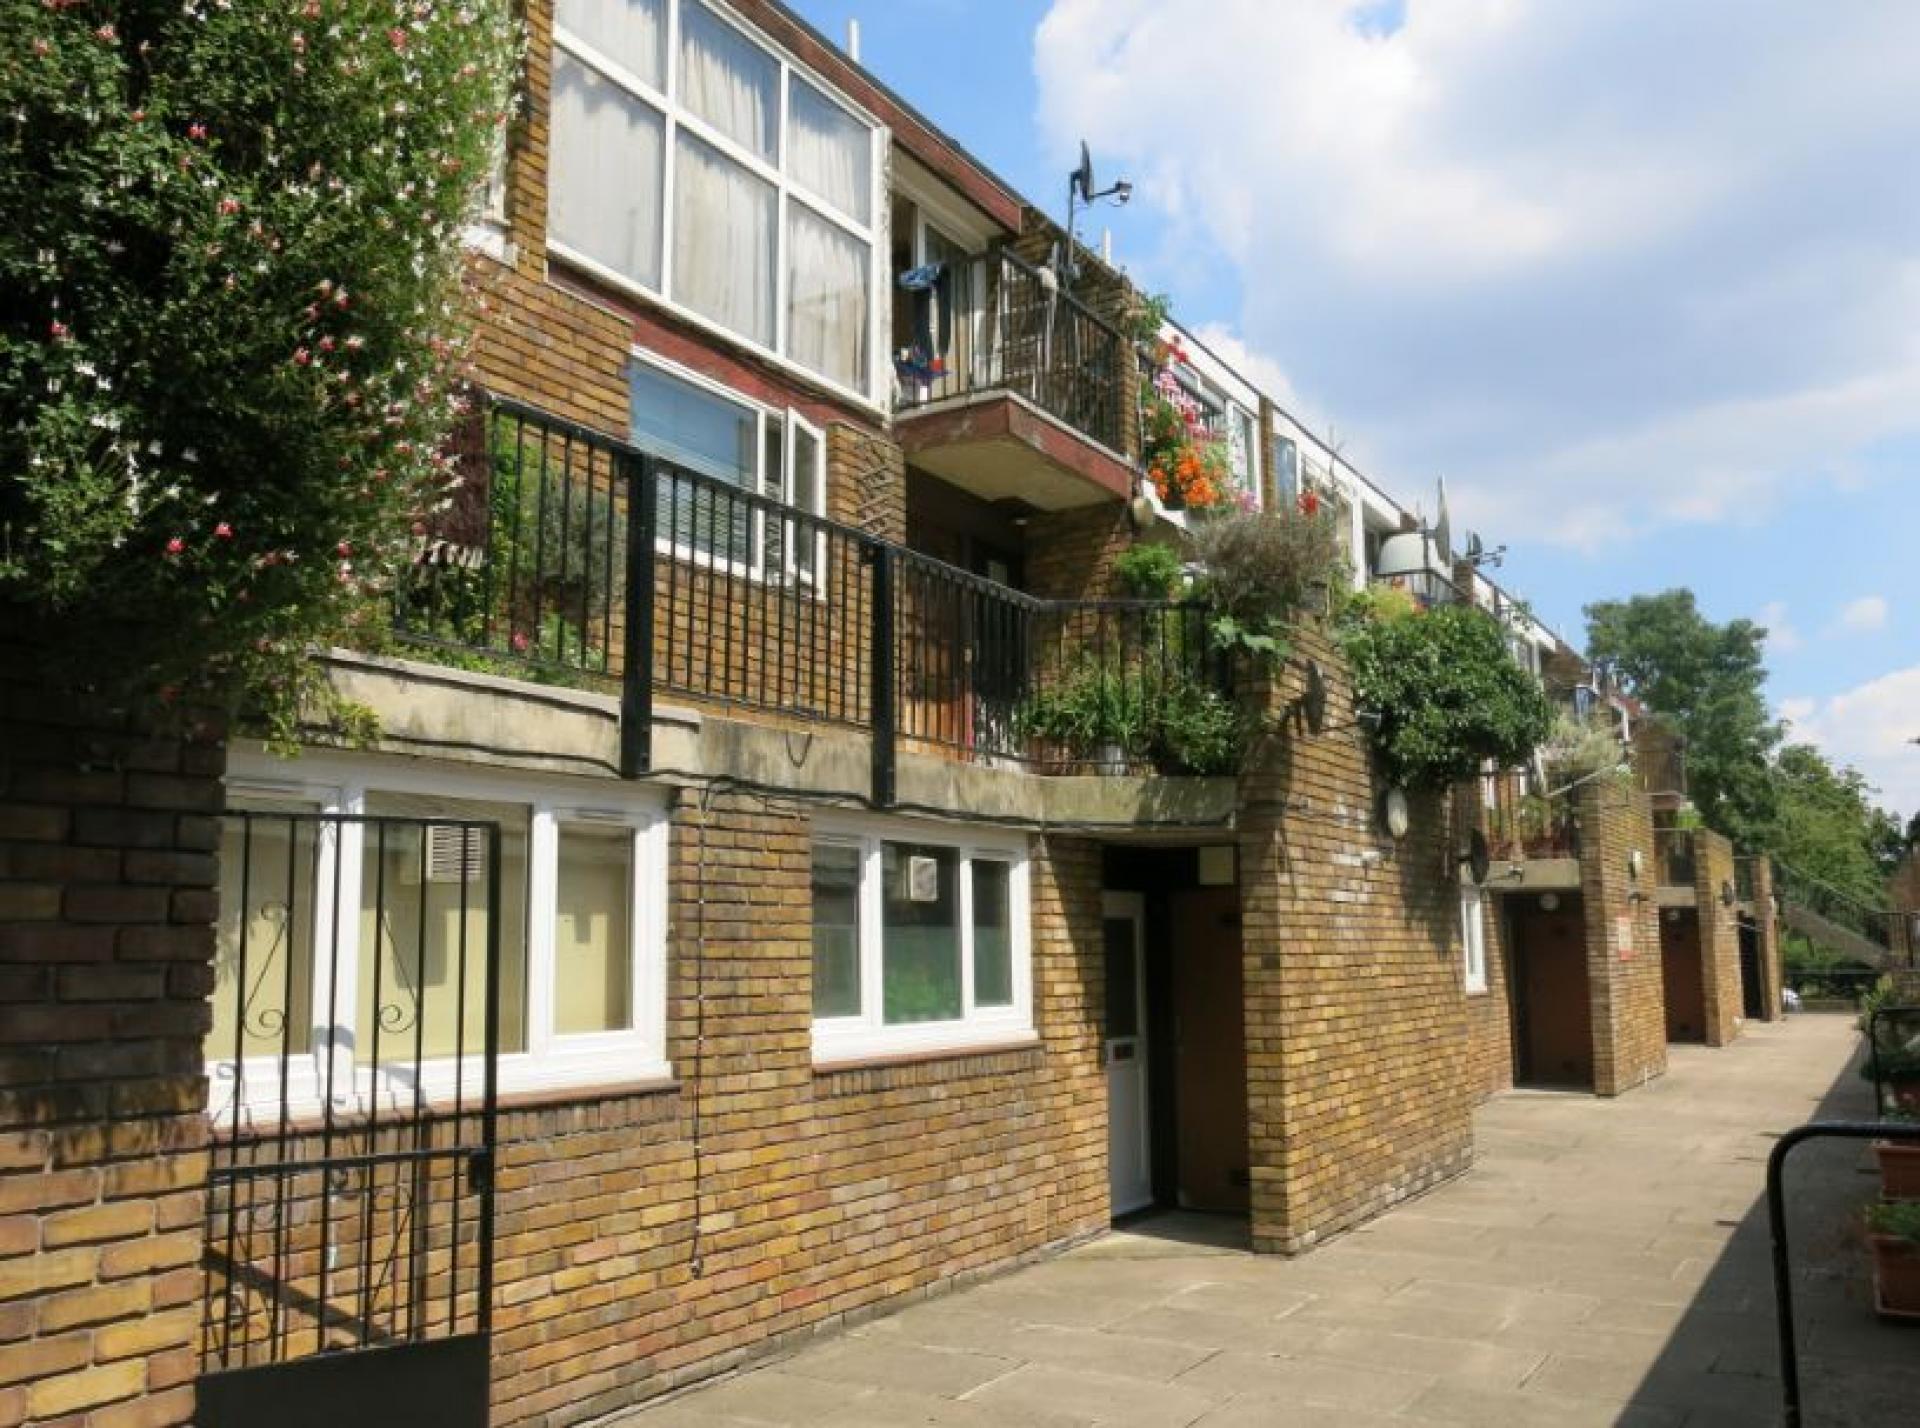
[1103,893,1152,1216]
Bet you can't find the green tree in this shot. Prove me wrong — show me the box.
[0,0,515,737]
[1770,744,1897,908]
[1584,590,1781,846]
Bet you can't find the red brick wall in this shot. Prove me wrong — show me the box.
[483,798,1107,1425]
[0,649,222,1427]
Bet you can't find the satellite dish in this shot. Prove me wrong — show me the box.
[1380,787,1412,841]
[1303,660,1329,735]
[1465,532,1484,560]
[1465,829,1491,887]
[1073,141,1096,204]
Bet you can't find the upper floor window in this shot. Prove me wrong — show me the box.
[550,0,881,398]
[630,355,824,578]
[1270,433,1299,510]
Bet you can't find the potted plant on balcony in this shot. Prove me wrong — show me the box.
[1018,660,1149,774]
[1866,1199,1920,1317]
[1866,1045,1920,1117]
[1877,1111,1920,1199]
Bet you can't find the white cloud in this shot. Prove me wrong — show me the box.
[1033,0,1920,549]
[1781,667,1920,819]
[1839,595,1890,633]
[1760,601,1802,656]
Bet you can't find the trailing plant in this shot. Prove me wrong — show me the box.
[0,1,518,743]
[1135,317,1243,512]
[1112,542,1186,600]
[1342,602,1555,791]
[1673,802,1707,832]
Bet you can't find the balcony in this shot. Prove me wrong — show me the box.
[892,248,1136,509]
[1655,825,1698,888]
[392,397,1228,795]
[1485,772,1581,864]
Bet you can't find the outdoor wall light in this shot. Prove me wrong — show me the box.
[1380,787,1411,840]
[1664,907,1681,925]
[1539,892,1561,912]
[1627,849,1645,882]
[1721,880,1737,908]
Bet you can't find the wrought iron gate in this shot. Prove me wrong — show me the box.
[197,811,501,1428]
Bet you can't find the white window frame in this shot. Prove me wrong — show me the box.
[810,814,1034,1064]
[550,0,887,410]
[631,349,828,587]
[1460,884,1489,995]
[211,750,672,1123]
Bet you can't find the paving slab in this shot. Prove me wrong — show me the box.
[615,1015,1896,1427]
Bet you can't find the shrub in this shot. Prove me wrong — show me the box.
[1112,542,1186,600]
[1147,682,1251,777]
[1343,602,1555,790]
[0,1,516,739]
[1542,713,1628,781]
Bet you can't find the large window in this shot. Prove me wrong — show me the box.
[551,0,882,398]
[207,756,671,1114]
[631,356,824,575]
[811,819,1032,1062]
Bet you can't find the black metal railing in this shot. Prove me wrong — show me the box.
[1484,771,1580,862]
[1636,738,1688,801]
[201,812,499,1387]
[395,397,1228,790]
[892,247,1131,456]
[1655,824,1698,887]
[1734,854,1759,904]
[1775,861,1898,954]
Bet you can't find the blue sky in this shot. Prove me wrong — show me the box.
[791,0,1920,818]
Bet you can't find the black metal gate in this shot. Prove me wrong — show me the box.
[197,811,501,1428]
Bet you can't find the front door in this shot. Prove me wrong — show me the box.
[1103,893,1152,1216]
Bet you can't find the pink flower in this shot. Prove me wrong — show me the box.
[292,347,311,366]
[48,320,69,341]
[510,632,530,653]
[188,122,208,142]
[213,522,233,539]
[165,537,185,556]
[388,27,408,50]
[217,197,241,215]
[95,23,116,42]
[336,540,352,557]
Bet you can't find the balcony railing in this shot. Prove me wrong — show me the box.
[1655,825,1698,887]
[1637,740,1688,801]
[395,396,1228,789]
[892,248,1132,457]
[1484,772,1580,862]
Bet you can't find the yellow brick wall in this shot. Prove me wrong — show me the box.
[1237,627,1476,1253]
[1692,830,1745,1046]
[1576,780,1668,1096]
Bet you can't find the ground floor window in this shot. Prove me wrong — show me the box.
[213,753,671,1114]
[810,815,1032,1062]
[1461,885,1489,994]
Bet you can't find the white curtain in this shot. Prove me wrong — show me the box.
[678,0,776,159]
[787,203,868,389]
[556,0,664,89]
[673,132,775,347]
[549,54,664,289]
[788,77,870,223]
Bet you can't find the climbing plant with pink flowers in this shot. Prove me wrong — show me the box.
[0,0,515,740]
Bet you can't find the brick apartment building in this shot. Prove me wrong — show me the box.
[0,2,1781,1425]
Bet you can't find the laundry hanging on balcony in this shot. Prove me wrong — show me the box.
[895,262,952,385]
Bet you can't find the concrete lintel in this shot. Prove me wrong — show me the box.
[1485,858,1581,892]
[1656,884,1697,909]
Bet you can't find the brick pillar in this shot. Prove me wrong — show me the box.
[1752,857,1784,1020]
[0,662,222,1427]
[1239,628,1474,1253]
[1575,780,1666,1096]
[1691,831,1743,1046]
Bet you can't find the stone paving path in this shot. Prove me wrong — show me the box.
[622,1016,1917,1427]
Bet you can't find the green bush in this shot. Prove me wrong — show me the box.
[1112,542,1185,600]
[0,1,516,739]
[1342,602,1555,790]
[1867,1199,1920,1243]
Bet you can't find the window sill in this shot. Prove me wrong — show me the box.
[813,1031,1041,1075]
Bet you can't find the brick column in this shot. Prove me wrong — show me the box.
[0,663,222,1427]
[1575,780,1666,1096]
[1752,857,1784,1020]
[1239,628,1474,1253]
[1691,831,1744,1046]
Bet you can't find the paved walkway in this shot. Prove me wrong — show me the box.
[625,1016,1916,1427]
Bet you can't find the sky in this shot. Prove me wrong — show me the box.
[791,0,1920,821]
